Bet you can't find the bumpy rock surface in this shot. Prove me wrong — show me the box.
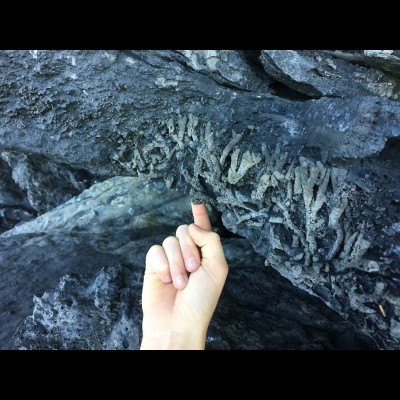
[1,50,399,348]
[0,176,372,349]
[0,157,36,233]
[11,179,372,349]
[0,177,195,348]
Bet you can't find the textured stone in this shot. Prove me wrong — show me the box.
[321,50,400,79]
[14,241,373,350]
[176,50,271,92]
[0,177,194,348]
[260,50,399,99]
[1,151,95,214]
[0,50,399,348]
[0,176,372,349]
[0,157,36,233]
[15,265,143,350]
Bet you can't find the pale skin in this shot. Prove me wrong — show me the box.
[141,203,229,350]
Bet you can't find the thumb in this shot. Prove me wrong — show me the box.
[188,223,228,271]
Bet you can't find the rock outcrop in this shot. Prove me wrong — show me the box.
[0,50,399,348]
[9,178,371,350]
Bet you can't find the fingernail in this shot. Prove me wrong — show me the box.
[186,258,199,271]
[164,274,172,283]
[175,274,187,288]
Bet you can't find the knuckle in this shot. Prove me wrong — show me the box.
[176,224,189,237]
[146,244,161,259]
[162,236,177,247]
[209,231,221,243]
[156,263,169,273]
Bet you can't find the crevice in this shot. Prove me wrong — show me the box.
[381,137,400,160]
[238,50,267,78]
[170,50,262,93]
[269,80,315,101]
[321,50,400,80]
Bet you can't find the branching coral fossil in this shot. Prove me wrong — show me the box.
[228,149,262,184]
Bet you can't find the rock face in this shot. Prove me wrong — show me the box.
[260,50,399,99]
[0,157,36,233]
[10,178,371,350]
[0,177,195,348]
[0,50,399,348]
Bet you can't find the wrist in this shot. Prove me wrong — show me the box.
[141,330,207,350]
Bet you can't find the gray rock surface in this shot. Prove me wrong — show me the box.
[0,50,399,348]
[176,50,271,92]
[15,265,143,350]
[322,50,400,79]
[260,50,399,99]
[0,157,36,233]
[1,151,95,214]
[16,252,373,350]
[3,176,372,349]
[0,150,97,232]
[0,177,194,348]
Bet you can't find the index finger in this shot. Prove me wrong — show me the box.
[191,202,212,232]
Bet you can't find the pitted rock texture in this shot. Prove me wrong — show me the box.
[0,157,36,233]
[1,151,95,214]
[3,177,372,349]
[14,244,373,350]
[0,50,399,348]
[260,50,400,99]
[0,177,195,348]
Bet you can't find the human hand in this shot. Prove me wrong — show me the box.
[140,202,228,350]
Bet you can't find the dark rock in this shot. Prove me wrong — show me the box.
[1,151,95,214]
[321,50,400,79]
[15,265,143,350]
[175,50,271,92]
[208,238,373,350]
[0,157,36,233]
[0,50,398,176]
[0,50,399,348]
[14,241,373,350]
[260,50,399,99]
[0,177,194,348]
[1,176,372,349]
